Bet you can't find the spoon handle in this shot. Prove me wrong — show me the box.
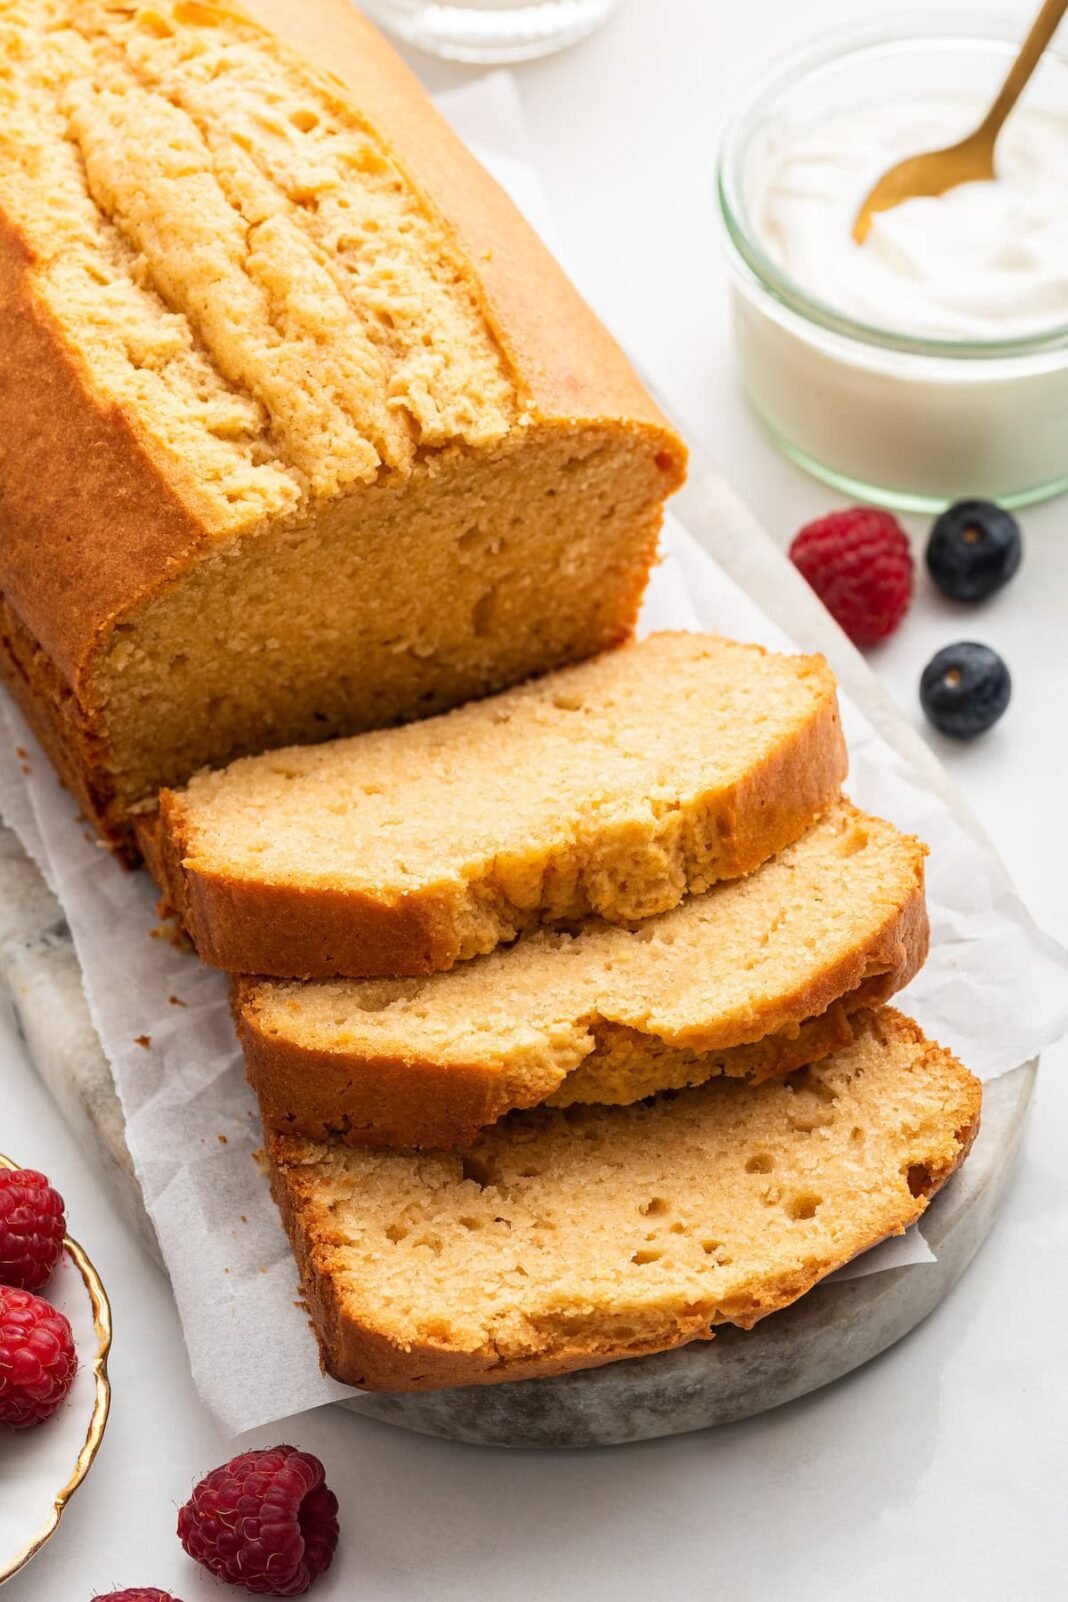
[979,0,1068,142]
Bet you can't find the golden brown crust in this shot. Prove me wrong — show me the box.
[238,874,929,1149]
[264,1010,982,1392]
[0,221,211,857]
[0,222,214,695]
[142,796,462,976]
[0,0,685,848]
[143,653,847,977]
[0,589,130,851]
[241,0,682,441]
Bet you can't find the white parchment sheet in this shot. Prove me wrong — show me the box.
[1,78,1066,1434]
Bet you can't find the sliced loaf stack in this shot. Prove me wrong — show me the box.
[0,0,978,1402]
[144,631,981,1392]
[234,802,928,1147]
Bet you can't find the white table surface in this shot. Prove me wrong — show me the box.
[8,2,1067,1598]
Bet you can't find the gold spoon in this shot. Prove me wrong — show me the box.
[853,0,1068,243]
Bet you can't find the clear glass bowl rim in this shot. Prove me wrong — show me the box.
[716,12,1068,360]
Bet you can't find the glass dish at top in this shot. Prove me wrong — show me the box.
[717,16,1068,512]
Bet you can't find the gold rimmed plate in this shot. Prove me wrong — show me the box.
[0,1153,112,1586]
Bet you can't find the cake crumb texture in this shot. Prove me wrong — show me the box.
[266,1009,981,1391]
[237,801,929,1148]
[151,633,847,975]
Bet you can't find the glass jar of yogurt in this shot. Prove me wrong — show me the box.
[717,17,1068,511]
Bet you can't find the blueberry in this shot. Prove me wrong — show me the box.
[926,500,1022,601]
[920,642,1011,739]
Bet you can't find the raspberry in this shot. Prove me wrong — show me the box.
[790,508,913,648]
[0,1167,67,1290]
[178,1445,339,1596]
[0,1285,78,1429]
[92,1592,184,1601]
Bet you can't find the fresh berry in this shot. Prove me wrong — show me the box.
[920,642,1011,738]
[0,1167,66,1290]
[926,500,1022,602]
[92,1591,184,1601]
[178,1445,339,1596]
[0,1285,78,1429]
[789,508,913,647]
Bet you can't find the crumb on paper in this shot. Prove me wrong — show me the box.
[218,1133,228,1144]
[134,1033,151,1049]
[19,763,30,776]
[240,1215,248,1224]
[150,921,192,951]
[168,994,188,1007]
[15,746,26,759]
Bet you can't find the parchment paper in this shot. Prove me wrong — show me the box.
[1,76,1065,1435]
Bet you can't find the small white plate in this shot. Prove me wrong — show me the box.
[0,1154,112,1587]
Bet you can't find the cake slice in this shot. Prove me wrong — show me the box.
[237,802,929,1148]
[265,1008,981,1392]
[140,633,846,977]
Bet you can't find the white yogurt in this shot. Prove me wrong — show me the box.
[722,59,1068,509]
[751,99,1068,342]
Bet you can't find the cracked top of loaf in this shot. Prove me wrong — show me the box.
[1,0,524,529]
[0,1,680,647]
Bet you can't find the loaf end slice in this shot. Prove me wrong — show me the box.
[265,1008,981,1392]
[144,633,846,976]
[237,801,928,1148]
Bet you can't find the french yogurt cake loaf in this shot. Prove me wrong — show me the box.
[0,0,685,854]
[237,803,930,1148]
[143,634,847,977]
[266,1009,982,1391]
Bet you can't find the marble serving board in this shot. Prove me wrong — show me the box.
[0,459,1037,1448]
